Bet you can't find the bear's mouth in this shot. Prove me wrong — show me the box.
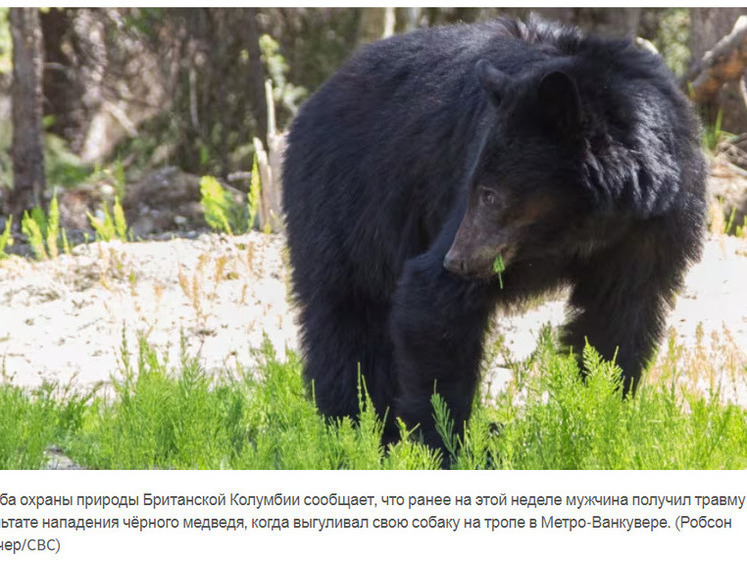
[443,244,515,280]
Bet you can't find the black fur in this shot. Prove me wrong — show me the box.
[282,16,707,453]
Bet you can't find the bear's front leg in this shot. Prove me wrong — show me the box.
[390,243,495,460]
[563,231,690,396]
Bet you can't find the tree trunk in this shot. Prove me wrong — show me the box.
[9,8,46,216]
[357,8,390,44]
[398,7,422,33]
[245,8,267,147]
[690,8,747,133]
[40,8,77,143]
[71,9,108,162]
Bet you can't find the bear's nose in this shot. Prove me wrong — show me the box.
[443,251,467,275]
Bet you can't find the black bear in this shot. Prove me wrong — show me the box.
[282,16,707,453]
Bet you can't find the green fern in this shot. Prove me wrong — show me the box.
[0,216,13,258]
[87,198,129,242]
[113,197,128,241]
[200,175,247,235]
[46,191,60,259]
[21,210,48,260]
[247,153,261,230]
[432,391,460,462]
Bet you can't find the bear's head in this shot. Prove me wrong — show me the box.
[444,59,600,279]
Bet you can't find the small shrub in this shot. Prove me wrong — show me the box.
[200,176,247,235]
[21,210,48,260]
[46,192,60,258]
[0,216,13,258]
[20,191,66,260]
[702,109,735,153]
[247,153,261,231]
[87,197,129,242]
[0,383,60,469]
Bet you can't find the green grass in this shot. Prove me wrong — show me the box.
[493,253,505,289]
[466,343,747,470]
[0,385,58,469]
[0,378,88,469]
[0,332,745,470]
[65,337,440,469]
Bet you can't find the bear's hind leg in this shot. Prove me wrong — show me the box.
[299,297,397,426]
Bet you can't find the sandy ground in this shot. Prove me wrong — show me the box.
[0,233,295,391]
[0,231,745,404]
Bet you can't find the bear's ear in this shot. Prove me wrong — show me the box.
[476,59,509,107]
[537,70,582,136]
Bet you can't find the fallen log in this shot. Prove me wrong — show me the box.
[686,15,747,104]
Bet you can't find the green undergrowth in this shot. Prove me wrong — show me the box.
[467,340,747,470]
[0,379,88,469]
[0,333,745,470]
[64,337,440,470]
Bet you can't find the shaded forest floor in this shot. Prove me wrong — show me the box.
[0,228,745,407]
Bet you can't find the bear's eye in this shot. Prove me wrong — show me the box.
[480,188,498,207]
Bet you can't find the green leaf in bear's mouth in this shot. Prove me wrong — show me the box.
[493,254,505,289]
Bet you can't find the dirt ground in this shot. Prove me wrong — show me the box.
[0,230,745,404]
